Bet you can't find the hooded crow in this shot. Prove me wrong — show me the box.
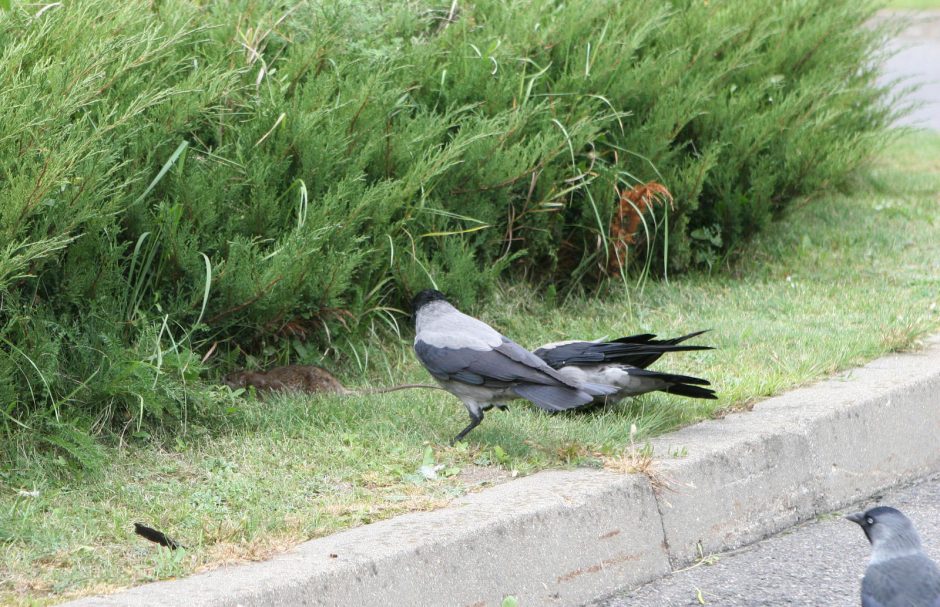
[847,506,940,607]
[534,332,716,404]
[411,290,618,443]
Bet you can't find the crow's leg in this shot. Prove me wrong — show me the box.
[451,406,484,445]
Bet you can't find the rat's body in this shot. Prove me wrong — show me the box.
[222,365,440,397]
[222,365,350,395]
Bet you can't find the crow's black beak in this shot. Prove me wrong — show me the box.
[845,512,865,526]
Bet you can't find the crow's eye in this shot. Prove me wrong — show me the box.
[866,517,875,525]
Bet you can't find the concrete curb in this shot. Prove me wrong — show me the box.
[650,334,940,567]
[64,335,940,607]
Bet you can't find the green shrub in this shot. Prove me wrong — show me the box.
[0,0,896,458]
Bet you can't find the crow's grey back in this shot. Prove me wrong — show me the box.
[862,554,940,607]
[413,300,583,390]
[415,300,502,350]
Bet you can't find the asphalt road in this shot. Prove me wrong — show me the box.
[881,10,940,130]
[593,474,940,607]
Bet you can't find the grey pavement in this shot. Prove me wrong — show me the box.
[595,474,940,607]
[882,10,940,130]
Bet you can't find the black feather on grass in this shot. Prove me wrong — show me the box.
[134,523,181,549]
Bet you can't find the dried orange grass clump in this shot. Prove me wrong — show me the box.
[608,181,673,276]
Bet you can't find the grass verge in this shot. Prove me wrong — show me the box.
[3,130,940,605]
[885,0,940,8]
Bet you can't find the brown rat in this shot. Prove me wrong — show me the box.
[221,365,442,397]
[222,365,350,395]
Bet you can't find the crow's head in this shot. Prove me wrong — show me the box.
[411,289,447,315]
[847,506,919,549]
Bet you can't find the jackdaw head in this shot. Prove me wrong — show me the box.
[847,506,920,549]
[411,289,448,316]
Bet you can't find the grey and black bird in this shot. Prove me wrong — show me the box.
[533,332,717,404]
[847,506,940,607]
[411,289,618,443]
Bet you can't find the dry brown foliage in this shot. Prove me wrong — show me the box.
[608,181,673,276]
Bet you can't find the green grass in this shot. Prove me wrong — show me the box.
[0,0,899,442]
[3,130,940,605]
[884,0,940,8]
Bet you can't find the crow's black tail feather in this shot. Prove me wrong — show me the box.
[663,383,718,400]
[605,331,713,368]
[535,331,714,370]
[627,367,717,400]
[628,368,711,386]
[612,330,710,346]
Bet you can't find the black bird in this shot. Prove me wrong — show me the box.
[411,290,618,443]
[533,332,716,404]
[847,506,940,607]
